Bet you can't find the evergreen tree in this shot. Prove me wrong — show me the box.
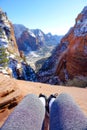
[0,47,9,67]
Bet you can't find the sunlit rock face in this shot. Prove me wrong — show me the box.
[56,6,87,82]
[13,24,39,53]
[0,8,19,55]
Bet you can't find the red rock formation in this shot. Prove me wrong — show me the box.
[56,6,87,82]
[0,8,19,57]
[8,22,19,55]
[17,30,38,52]
[0,74,23,127]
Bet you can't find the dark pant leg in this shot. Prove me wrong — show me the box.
[50,93,87,130]
[1,94,45,130]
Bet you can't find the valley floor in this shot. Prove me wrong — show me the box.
[0,73,87,127]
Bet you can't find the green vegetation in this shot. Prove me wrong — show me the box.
[66,76,87,88]
[0,27,4,38]
[35,57,48,72]
[0,13,2,19]
[0,28,3,34]
[0,47,9,67]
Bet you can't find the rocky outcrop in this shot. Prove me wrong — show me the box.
[0,8,20,70]
[9,58,37,81]
[0,74,23,127]
[56,6,87,82]
[0,8,19,55]
[0,73,23,112]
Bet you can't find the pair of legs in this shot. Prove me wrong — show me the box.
[1,93,87,130]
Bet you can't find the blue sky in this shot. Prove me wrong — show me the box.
[0,0,87,35]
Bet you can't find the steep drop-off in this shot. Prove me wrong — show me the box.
[37,6,87,85]
[56,6,87,82]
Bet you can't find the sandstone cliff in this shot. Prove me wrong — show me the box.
[0,8,19,56]
[56,6,87,82]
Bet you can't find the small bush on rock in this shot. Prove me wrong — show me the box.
[66,76,87,88]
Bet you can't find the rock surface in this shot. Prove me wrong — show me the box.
[0,8,19,56]
[0,74,23,127]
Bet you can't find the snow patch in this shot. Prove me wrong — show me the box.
[0,38,8,43]
[13,24,27,39]
[29,51,39,57]
[17,63,21,69]
[74,19,87,36]
[28,30,36,38]
[9,54,15,59]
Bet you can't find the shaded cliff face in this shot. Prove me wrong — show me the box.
[13,25,43,53]
[16,30,38,52]
[56,6,87,82]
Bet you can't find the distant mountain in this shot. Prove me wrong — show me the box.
[13,24,62,54]
[31,29,62,46]
[13,24,62,71]
[13,24,38,53]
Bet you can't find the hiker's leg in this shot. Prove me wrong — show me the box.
[1,94,45,130]
[50,93,87,130]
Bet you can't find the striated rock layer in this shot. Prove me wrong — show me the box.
[56,6,87,82]
[0,74,23,127]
